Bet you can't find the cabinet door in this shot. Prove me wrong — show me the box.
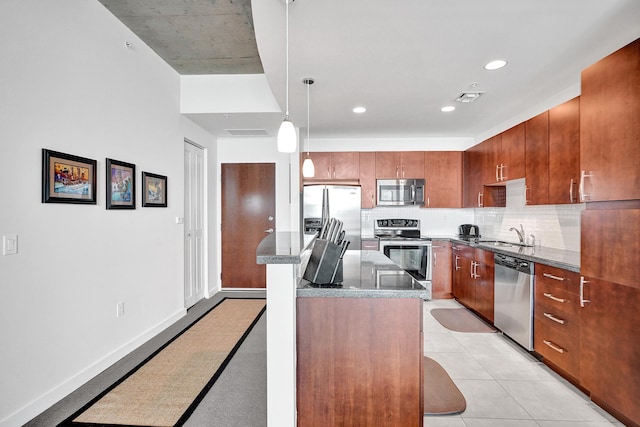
[331,152,360,180]
[500,123,526,181]
[424,152,463,208]
[580,39,640,202]
[303,152,332,180]
[359,152,376,208]
[400,151,425,179]
[474,260,494,323]
[581,208,640,289]
[431,241,452,299]
[463,147,483,207]
[525,111,550,205]
[549,97,580,204]
[483,135,501,185]
[375,152,402,178]
[580,277,640,426]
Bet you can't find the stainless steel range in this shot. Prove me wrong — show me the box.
[374,219,432,289]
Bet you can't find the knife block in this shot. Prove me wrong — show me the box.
[303,239,343,285]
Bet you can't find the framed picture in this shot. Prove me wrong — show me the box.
[142,172,167,207]
[106,158,136,209]
[42,149,97,204]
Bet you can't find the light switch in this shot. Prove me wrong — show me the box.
[3,234,18,255]
[176,216,184,224]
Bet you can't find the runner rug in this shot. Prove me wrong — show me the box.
[424,356,466,415]
[430,308,497,333]
[60,298,266,427]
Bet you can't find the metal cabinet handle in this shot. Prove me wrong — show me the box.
[501,164,506,181]
[580,276,591,307]
[525,186,531,204]
[543,292,566,303]
[496,164,500,182]
[427,197,430,207]
[326,166,331,179]
[396,165,399,178]
[433,252,437,267]
[543,340,566,354]
[477,192,483,207]
[569,178,575,203]
[543,273,566,282]
[264,228,274,233]
[402,164,405,178]
[579,170,593,202]
[455,255,460,271]
[543,312,566,325]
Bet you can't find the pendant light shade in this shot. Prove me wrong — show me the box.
[302,77,315,177]
[277,0,297,153]
[277,118,297,153]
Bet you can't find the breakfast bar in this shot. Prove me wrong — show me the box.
[257,234,429,427]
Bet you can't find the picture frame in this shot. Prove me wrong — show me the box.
[42,149,97,204]
[106,158,136,210]
[142,172,167,207]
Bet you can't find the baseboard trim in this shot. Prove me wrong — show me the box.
[2,308,187,427]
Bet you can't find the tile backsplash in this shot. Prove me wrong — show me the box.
[362,178,583,252]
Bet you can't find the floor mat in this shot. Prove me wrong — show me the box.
[424,356,466,415]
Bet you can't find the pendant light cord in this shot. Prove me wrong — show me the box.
[306,79,310,155]
[285,0,290,117]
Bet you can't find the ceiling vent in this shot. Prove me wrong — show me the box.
[225,129,269,136]
[456,92,484,103]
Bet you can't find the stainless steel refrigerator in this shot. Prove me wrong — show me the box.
[302,184,361,247]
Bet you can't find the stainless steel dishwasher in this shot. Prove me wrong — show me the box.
[494,253,534,350]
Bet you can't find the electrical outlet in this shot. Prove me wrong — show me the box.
[116,302,125,317]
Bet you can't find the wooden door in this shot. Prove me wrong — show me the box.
[525,111,550,205]
[431,240,452,299]
[580,39,640,202]
[500,123,526,181]
[221,163,275,288]
[424,151,462,208]
[400,151,425,179]
[375,152,401,178]
[549,97,580,204]
[580,276,640,426]
[331,152,360,180]
[359,152,376,208]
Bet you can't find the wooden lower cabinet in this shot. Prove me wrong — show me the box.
[297,297,423,427]
[580,277,640,427]
[533,264,581,382]
[451,244,494,322]
[431,240,452,298]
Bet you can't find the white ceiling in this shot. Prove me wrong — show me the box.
[101,0,640,144]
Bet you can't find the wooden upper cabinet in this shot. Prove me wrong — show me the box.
[424,151,462,208]
[549,97,580,204]
[580,38,640,202]
[499,123,526,182]
[464,138,495,208]
[375,152,424,179]
[359,152,376,208]
[525,111,550,205]
[302,152,360,181]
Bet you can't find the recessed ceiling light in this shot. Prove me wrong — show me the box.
[353,106,366,114]
[484,59,507,70]
[441,106,455,112]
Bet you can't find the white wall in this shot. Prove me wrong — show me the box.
[0,2,215,425]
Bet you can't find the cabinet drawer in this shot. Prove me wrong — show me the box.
[535,281,580,319]
[534,306,579,337]
[536,264,580,295]
[534,317,580,380]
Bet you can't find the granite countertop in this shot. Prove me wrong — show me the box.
[297,250,431,299]
[448,237,580,272]
[256,232,316,265]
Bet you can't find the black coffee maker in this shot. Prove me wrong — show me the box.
[458,224,480,239]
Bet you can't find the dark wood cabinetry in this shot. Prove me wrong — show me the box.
[297,297,423,427]
[431,240,452,299]
[525,111,549,205]
[424,151,463,208]
[302,151,360,181]
[498,123,526,182]
[376,151,424,179]
[451,244,494,322]
[548,97,580,204]
[359,152,376,208]
[580,38,640,202]
[533,264,581,382]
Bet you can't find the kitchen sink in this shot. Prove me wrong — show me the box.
[476,239,534,248]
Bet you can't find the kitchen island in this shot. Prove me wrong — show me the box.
[257,235,428,427]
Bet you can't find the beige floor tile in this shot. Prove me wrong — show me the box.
[426,352,493,380]
[454,379,531,419]
[472,353,554,381]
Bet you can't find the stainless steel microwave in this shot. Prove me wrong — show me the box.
[377,179,425,206]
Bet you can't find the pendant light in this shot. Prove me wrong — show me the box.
[277,0,297,153]
[302,78,315,177]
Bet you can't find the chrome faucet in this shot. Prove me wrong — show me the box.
[509,224,525,244]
